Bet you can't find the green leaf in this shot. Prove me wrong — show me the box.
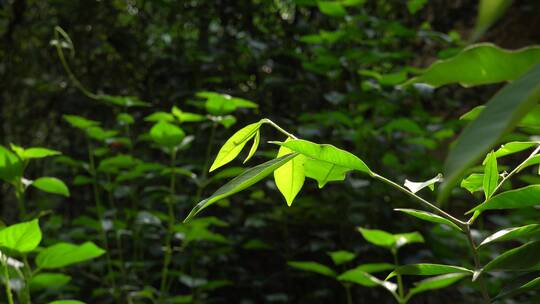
[394,209,461,231]
[460,173,484,193]
[32,177,70,197]
[116,113,134,125]
[48,300,85,304]
[184,153,298,222]
[406,273,469,300]
[472,0,512,42]
[303,158,350,188]
[21,148,61,160]
[86,126,118,141]
[36,242,106,269]
[63,115,99,130]
[480,241,540,276]
[407,0,427,14]
[209,122,262,172]
[145,112,175,122]
[0,219,42,253]
[386,264,472,280]
[327,250,356,266]
[342,263,395,274]
[358,228,423,250]
[468,185,540,213]
[274,139,306,206]
[493,276,540,301]
[99,94,149,107]
[440,62,540,201]
[479,224,540,247]
[274,139,371,174]
[243,130,260,164]
[317,1,347,17]
[171,106,206,123]
[30,273,71,291]
[198,91,257,115]
[403,174,443,193]
[494,141,538,158]
[150,121,185,148]
[288,261,336,277]
[338,267,398,293]
[358,228,395,249]
[483,151,499,199]
[407,44,540,87]
[0,145,23,184]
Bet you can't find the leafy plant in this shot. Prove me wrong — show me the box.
[186,117,540,302]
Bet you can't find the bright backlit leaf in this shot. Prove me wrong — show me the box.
[150,121,185,148]
[274,139,305,206]
[327,250,356,266]
[460,173,484,193]
[30,273,71,291]
[0,145,23,184]
[209,122,262,172]
[274,139,371,174]
[480,241,540,276]
[406,273,469,300]
[36,242,105,269]
[243,131,260,164]
[0,219,42,253]
[184,153,299,222]
[483,151,499,199]
[479,224,540,248]
[406,44,540,87]
[32,177,70,197]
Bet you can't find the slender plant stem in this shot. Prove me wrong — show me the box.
[195,122,217,201]
[106,175,127,283]
[465,226,490,303]
[371,173,467,229]
[1,259,14,304]
[15,183,26,220]
[343,283,352,304]
[20,255,32,304]
[392,250,405,300]
[160,148,178,300]
[53,27,98,100]
[87,139,118,300]
[261,118,298,139]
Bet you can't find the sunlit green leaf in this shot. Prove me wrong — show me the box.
[460,173,484,193]
[407,0,427,14]
[493,141,538,158]
[317,1,346,17]
[36,242,105,269]
[48,300,85,304]
[483,151,498,199]
[0,219,42,253]
[327,250,356,266]
[32,177,70,197]
[172,106,206,123]
[274,139,371,174]
[63,115,100,130]
[274,139,305,206]
[407,44,540,87]
[243,130,260,164]
[30,273,71,291]
[99,94,150,107]
[145,112,175,122]
[184,153,298,222]
[19,147,61,160]
[386,264,472,280]
[479,224,540,247]
[288,261,336,277]
[0,145,23,184]
[394,209,461,231]
[150,121,185,148]
[469,185,540,213]
[441,63,540,200]
[209,122,262,172]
